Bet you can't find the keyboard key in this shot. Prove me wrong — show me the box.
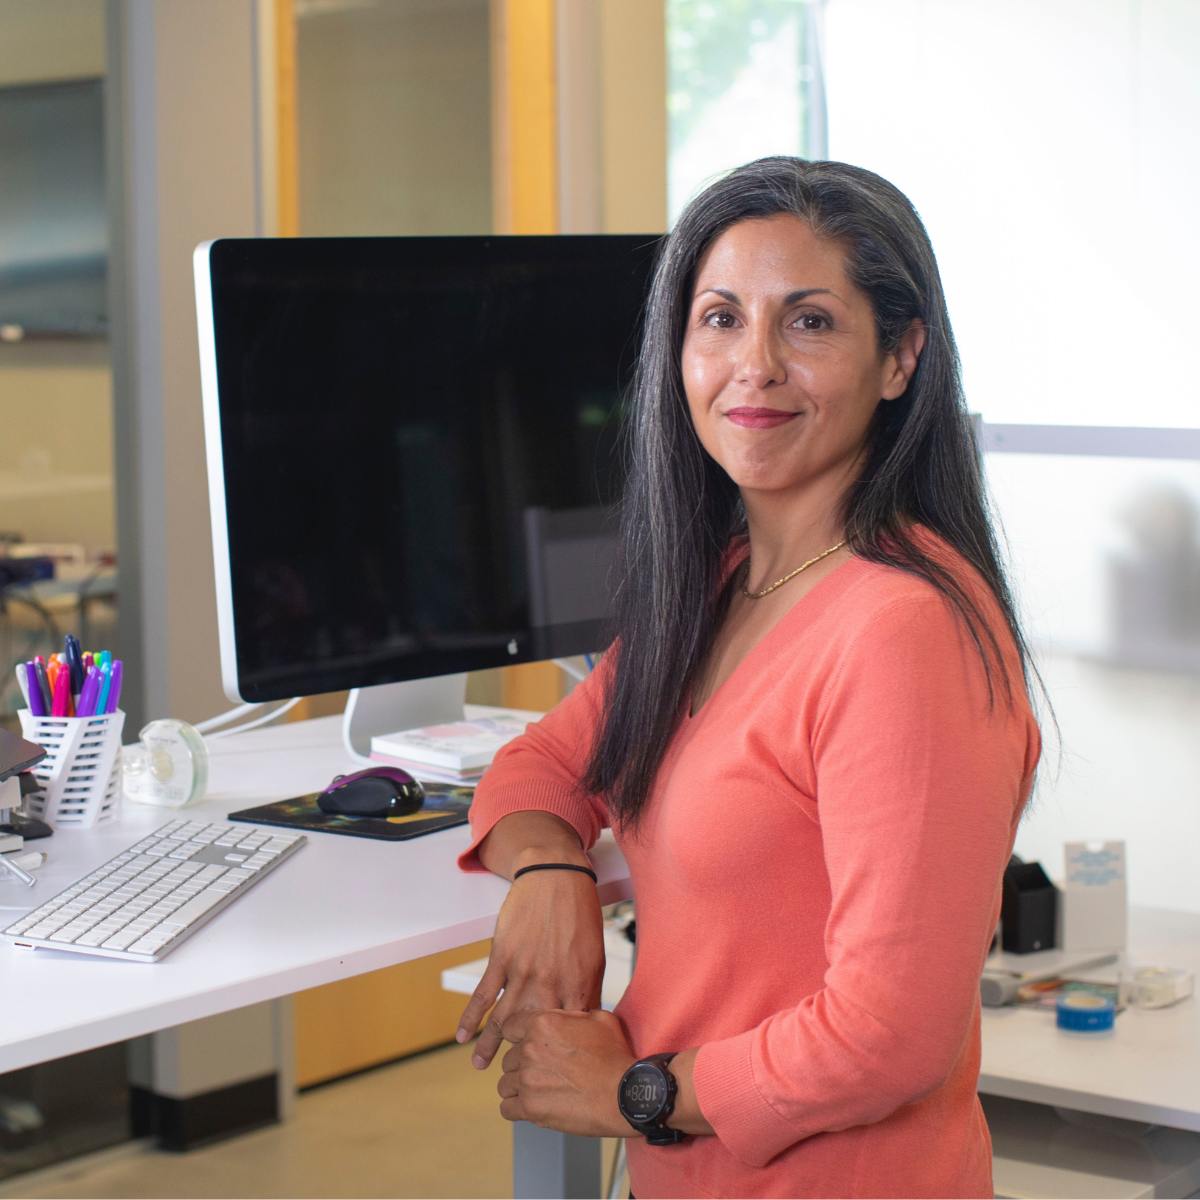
[49,925,89,943]
[127,931,176,955]
[161,889,228,929]
[100,929,142,951]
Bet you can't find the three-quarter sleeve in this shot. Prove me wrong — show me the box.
[456,656,614,873]
[691,593,1037,1167]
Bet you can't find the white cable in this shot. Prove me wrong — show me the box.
[552,658,588,683]
[194,701,261,734]
[204,697,301,740]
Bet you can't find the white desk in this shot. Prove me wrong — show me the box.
[0,715,632,1075]
[981,907,1200,1133]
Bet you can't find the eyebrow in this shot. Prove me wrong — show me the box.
[694,286,843,306]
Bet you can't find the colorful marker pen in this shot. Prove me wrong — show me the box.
[64,633,84,695]
[33,661,52,712]
[95,663,113,716]
[77,666,100,718]
[25,663,46,718]
[51,664,70,717]
[105,660,124,713]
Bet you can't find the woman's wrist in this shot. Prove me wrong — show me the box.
[513,862,598,884]
[511,841,592,877]
[662,1047,715,1136]
[477,811,590,879]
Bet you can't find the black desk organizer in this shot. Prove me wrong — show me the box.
[1001,858,1058,953]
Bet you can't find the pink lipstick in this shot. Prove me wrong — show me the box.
[725,407,799,429]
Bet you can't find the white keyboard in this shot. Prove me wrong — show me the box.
[2,819,305,962]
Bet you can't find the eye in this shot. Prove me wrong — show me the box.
[793,312,830,332]
[700,308,738,329]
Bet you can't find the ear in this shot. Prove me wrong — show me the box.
[881,320,926,401]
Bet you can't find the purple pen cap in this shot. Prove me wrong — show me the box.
[77,666,101,718]
[106,660,123,713]
[25,663,46,718]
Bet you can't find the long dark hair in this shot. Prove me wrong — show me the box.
[584,156,1048,830]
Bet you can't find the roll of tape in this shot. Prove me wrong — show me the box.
[1057,990,1116,1032]
[980,973,1021,1007]
[1129,966,1193,1010]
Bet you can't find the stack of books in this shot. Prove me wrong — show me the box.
[368,715,530,785]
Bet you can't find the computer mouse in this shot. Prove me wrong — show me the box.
[317,766,425,818]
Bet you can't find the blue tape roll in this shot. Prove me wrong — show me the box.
[1056,990,1116,1032]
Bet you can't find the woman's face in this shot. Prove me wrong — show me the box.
[681,213,921,504]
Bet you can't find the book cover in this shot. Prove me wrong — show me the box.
[369,751,485,784]
[369,715,528,770]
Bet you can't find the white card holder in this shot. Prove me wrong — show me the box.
[1061,839,1127,952]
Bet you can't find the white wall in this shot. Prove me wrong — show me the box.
[825,0,1200,430]
[824,0,1200,914]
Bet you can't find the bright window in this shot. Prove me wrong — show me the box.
[667,0,826,223]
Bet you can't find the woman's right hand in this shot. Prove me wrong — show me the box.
[456,846,606,1070]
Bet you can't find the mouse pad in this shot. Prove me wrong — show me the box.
[228,785,473,840]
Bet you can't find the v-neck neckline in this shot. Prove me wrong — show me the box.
[685,552,868,723]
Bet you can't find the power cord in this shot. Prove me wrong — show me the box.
[202,697,301,741]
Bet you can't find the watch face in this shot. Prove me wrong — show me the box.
[620,1062,668,1123]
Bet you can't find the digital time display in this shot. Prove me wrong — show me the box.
[620,1064,667,1122]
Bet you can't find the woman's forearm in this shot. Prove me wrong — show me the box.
[476,810,592,880]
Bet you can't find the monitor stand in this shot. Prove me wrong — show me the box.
[342,674,467,763]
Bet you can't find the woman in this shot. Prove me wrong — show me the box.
[455,157,1042,1199]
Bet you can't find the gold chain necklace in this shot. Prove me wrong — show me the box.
[740,539,847,600]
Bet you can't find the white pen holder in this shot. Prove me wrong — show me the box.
[17,709,125,828]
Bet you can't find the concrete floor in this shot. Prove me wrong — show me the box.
[1,1042,623,1199]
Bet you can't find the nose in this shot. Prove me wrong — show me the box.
[734,321,786,389]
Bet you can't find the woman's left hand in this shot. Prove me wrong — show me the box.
[497,1008,636,1136]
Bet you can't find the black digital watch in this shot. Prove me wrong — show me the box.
[617,1053,686,1145]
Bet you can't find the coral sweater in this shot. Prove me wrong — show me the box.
[458,534,1041,1199]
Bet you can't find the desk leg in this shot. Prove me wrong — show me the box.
[127,1000,291,1151]
[273,997,296,1122]
[513,1122,602,1199]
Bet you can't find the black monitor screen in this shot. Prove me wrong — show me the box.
[204,236,658,701]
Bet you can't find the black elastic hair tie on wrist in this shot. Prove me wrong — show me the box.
[512,862,598,884]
